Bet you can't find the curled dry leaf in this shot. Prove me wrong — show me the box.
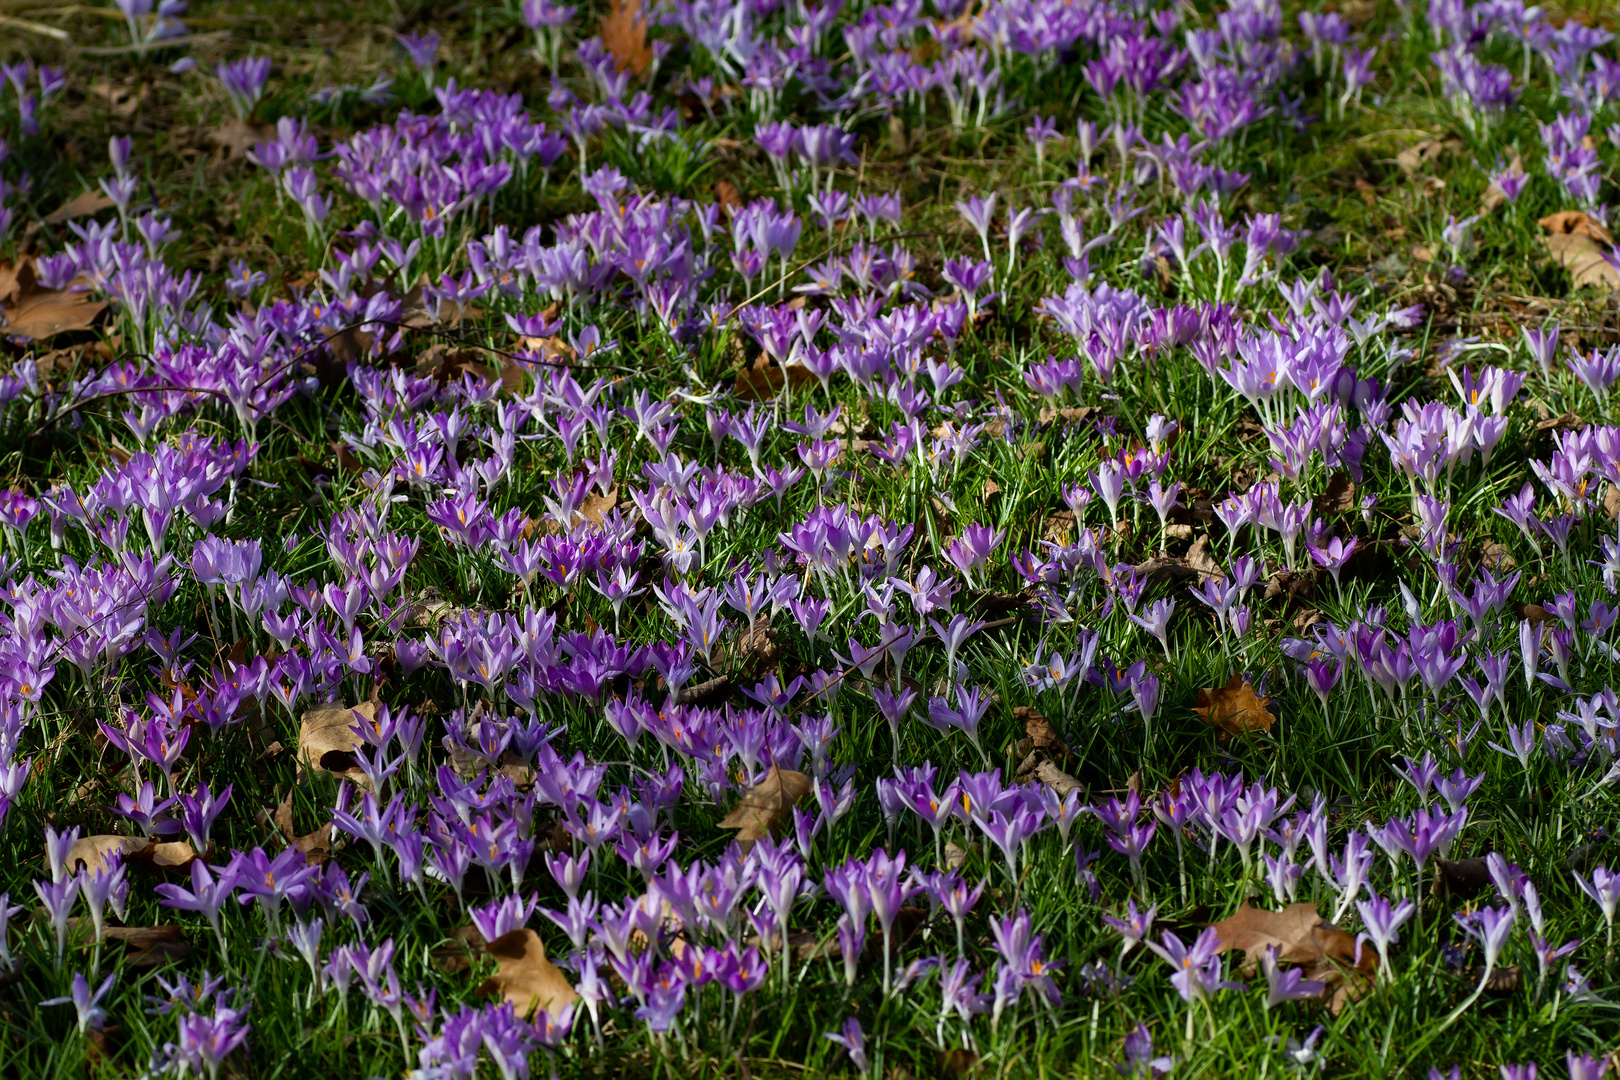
[1432,856,1492,897]
[63,834,152,875]
[1192,674,1277,742]
[1319,473,1358,515]
[68,919,194,966]
[733,353,819,401]
[1394,137,1461,176]
[1539,210,1620,292]
[577,487,619,527]
[1183,534,1224,579]
[0,257,108,341]
[1011,705,1084,796]
[45,189,117,225]
[601,0,652,75]
[717,764,812,849]
[1209,901,1376,1013]
[712,178,744,216]
[432,924,489,975]
[206,117,273,160]
[1462,964,1523,994]
[298,700,377,786]
[518,334,577,365]
[61,834,201,875]
[274,789,334,863]
[1013,705,1068,757]
[476,928,579,1019]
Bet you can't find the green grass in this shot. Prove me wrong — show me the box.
[2,0,1620,1078]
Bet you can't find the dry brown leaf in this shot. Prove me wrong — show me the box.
[518,334,577,365]
[1394,137,1460,176]
[732,354,818,401]
[148,840,202,870]
[89,80,145,118]
[1539,211,1620,292]
[1539,210,1613,243]
[1041,510,1076,543]
[432,925,488,975]
[1433,856,1492,897]
[1035,405,1099,426]
[206,117,273,160]
[718,764,812,848]
[1031,760,1083,797]
[1320,473,1358,515]
[67,918,193,965]
[273,789,334,863]
[713,179,744,217]
[45,189,118,225]
[1464,964,1523,993]
[601,0,653,75]
[1209,901,1376,1012]
[63,835,153,875]
[106,924,193,965]
[1184,534,1223,578]
[1191,674,1277,741]
[476,929,579,1019]
[298,701,378,785]
[0,258,108,341]
[1014,705,1068,757]
[578,487,619,527]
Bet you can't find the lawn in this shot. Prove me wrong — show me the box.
[0,0,1619,1077]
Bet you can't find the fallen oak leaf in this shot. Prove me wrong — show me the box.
[1031,759,1083,798]
[1013,705,1068,758]
[718,764,812,849]
[577,487,618,527]
[68,919,193,966]
[732,353,818,401]
[1209,901,1376,1013]
[62,835,154,875]
[475,928,579,1019]
[1191,674,1277,742]
[274,789,334,864]
[205,117,273,160]
[1394,137,1460,176]
[712,178,744,218]
[1183,534,1224,578]
[1540,210,1620,292]
[45,189,118,225]
[1432,856,1493,898]
[432,925,488,975]
[298,701,378,786]
[0,258,108,341]
[60,834,201,876]
[1460,964,1522,994]
[1540,210,1613,243]
[600,0,652,75]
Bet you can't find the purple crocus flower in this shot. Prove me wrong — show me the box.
[156,860,240,961]
[1260,945,1324,1007]
[43,972,116,1034]
[824,1016,869,1074]
[170,1002,252,1080]
[1567,1050,1610,1080]
[954,193,998,263]
[1574,866,1620,953]
[33,875,78,964]
[1356,892,1416,980]
[1116,1023,1175,1077]
[1147,926,1244,1002]
[215,56,271,119]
